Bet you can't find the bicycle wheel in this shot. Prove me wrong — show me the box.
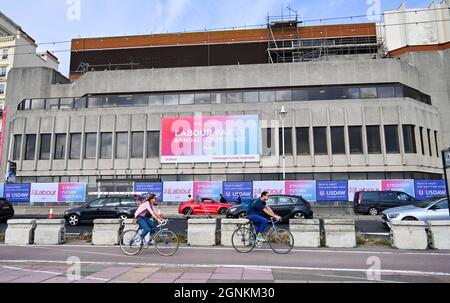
[154,230,179,256]
[119,230,143,256]
[267,228,294,254]
[231,226,256,253]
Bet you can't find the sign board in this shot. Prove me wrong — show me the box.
[444,149,450,168]
[57,183,86,203]
[223,182,253,202]
[316,181,348,201]
[193,182,223,201]
[133,182,164,202]
[163,182,193,202]
[30,183,58,203]
[414,180,447,200]
[285,181,317,201]
[4,184,31,203]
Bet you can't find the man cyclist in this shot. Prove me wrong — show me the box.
[134,194,164,246]
[248,191,281,242]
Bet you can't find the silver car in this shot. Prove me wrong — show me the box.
[382,197,449,228]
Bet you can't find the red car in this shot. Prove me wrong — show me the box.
[178,197,234,216]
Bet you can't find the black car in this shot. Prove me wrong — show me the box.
[353,191,417,216]
[0,198,14,222]
[226,195,313,220]
[64,196,138,226]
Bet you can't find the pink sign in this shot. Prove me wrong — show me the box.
[161,115,260,163]
[253,181,285,198]
[193,182,222,201]
[285,181,316,201]
[381,180,415,196]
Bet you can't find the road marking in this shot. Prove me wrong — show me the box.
[314,273,404,283]
[362,233,390,236]
[1,265,108,282]
[1,260,450,277]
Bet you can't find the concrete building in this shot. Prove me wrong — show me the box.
[0,2,449,194]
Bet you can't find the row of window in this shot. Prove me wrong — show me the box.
[12,131,160,161]
[1,49,8,60]
[264,125,440,157]
[0,66,7,77]
[16,83,432,111]
[0,83,4,95]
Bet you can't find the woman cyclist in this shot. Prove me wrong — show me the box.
[134,194,164,246]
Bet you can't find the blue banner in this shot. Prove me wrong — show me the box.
[134,182,164,202]
[223,182,253,202]
[0,184,4,198]
[4,184,31,203]
[316,181,348,202]
[414,180,447,200]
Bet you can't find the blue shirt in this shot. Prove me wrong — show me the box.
[247,198,267,216]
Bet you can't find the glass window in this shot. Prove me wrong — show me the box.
[147,131,160,158]
[360,87,378,99]
[394,86,404,98]
[31,99,45,110]
[278,197,295,205]
[292,89,309,101]
[148,95,163,105]
[435,199,448,210]
[262,128,273,156]
[74,97,87,109]
[331,127,345,155]
[45,99,59,110]
[88,97,103,108]
[259,91,275,102]
[120,198,136,207]
[0,67,6,77]
[384,125,400,154]
[226,92,243,104]
[39,134,51,160]
[164,94,179,105]
[313,127,328,155]
[25,134,36,160]
[344,87,360,99]
[377,86,395,98]
[211,92,226,104]
[100,133,113,159]
[309,89,328,100]
[180,94,195,105]
[0,83,4,95]
[402,125,417,154]
[104,198,121,207]
[279,128,293,155]
[243,91,259,103]
[2,49,8,59]
[59,98,73,109]
[84,133,97,159]
[54,134,66,160]
[296,127,310,155]
[419,127,425,155]
[116,96,133,107]
[195,93,211,104]
[131,132,144,158]
[276,90,292,102]
[89,198,106,208]
[115,132,128,159]
[13,135,22,161]
[366,126,381,154]
[349,126,363,154]
[69,133,81,159]
[434,131,439,157]
[427,129,433,157]
[133,95,149,106]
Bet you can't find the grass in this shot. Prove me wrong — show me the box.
[356,232,392,247]
[65,232,92,243]
[0,233,4,243]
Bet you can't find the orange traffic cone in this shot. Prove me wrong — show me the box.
[48,207,54,219]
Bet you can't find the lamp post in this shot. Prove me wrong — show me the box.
[279,106,288,180]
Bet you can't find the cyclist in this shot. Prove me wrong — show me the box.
[134,194,164,246]
[248,191,281,242]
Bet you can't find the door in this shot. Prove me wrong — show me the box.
[379,192,397,211]
[427,199,450,221]
[82,198,107,221]
[102,198,121,218]
[275,196,295,217]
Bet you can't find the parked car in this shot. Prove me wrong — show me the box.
[226,195,313,220]
[382,196,449,228]
[353,191,417,216]
[0,198,14,222]
[64,196,138,226]
[178,197,234,216]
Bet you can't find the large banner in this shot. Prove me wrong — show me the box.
[163,181,193,202]
[348,180,381,201]
[161,115,260,163]
[0,106,7,166]
[4,183,31,203]
[134,182,164,202]
[0,183,4,198]
[253,181,285,198]
[57,183,86,203]
[223,182,253,202]
[193,182,223,201]
[382,179,415,197]
[316,181,348,202]
[285,181,317,201]
[30,183,58,203]
[415,180,448,200]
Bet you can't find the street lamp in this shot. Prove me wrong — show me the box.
[279,106,288,180]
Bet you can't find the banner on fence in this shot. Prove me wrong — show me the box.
[316,181,348,201]
[30,183,58,203]
[133,182,164,202]
[414,180,448,200]
[223,182,253,202]
[4,183,31,203]
[163,182,193,202]
[381,179,415,197]
[253,181,285,198]
[193,181,223,201]
[57,183,86,203]
[285,180,317,201]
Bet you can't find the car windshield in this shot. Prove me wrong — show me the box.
[414,197,444,208]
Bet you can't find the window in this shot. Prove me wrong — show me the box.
[434,199,448,210]
[276,90,292,102]
[262,128,273,156]
[88,97,103,108]
[2,49,8,60]
[279,128,293,155]
[115,132,128,159]
[313,127,328,155]
[54,134,66,160]
[120,198,137,207]
[259,91,275,102]
[427,129,433,157]
[366,126,381,154]
[349,126,363,154]
[69,133,81,159]
[397,192,414,202]
[133,95,149,106]
[0,66,6,77]
[46,99,59,110]
[148,95,163,105]
[435,131,439,157]
[0,83,5,95]
[243,91,259,103]
[100,133,113,159]
[384,125,400,154]
[195,93,211,104]
[89,198,106,208]
[84,133,97,159]
[147,131,160,158]
[292,89,309,101]
[360,87,378,99]
[103,198,121,207]
[296,127,310,155]
[13,135,22,160]
[211,92,227,104]
[164,95,179,105]
[180,94,195,105]
[39,134,51,160]
[25,134,36,160]
[331,127,345,155]
[278,197,295,204]
[226,92,242,103]
[419,127,425,155]
[377,86,395,98]
[402,125,417,154]
[31,99,45,110]
[131,132,144,158]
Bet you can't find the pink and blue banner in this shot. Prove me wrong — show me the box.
[161,115,260,163]
[316,181,348,201]
[381,180,415,197]
[193,181,223,201]
[285,181,317,201]
[57,183,86,203]
[134,182,164,202]
[415,180,447,200]
[4,184,31,203]
[253,181,285,198]
[223,182,253,202]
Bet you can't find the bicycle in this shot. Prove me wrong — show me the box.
[231,217,294,254]
[119,219,179,257]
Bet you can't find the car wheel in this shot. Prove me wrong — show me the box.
[218,208,227,215]
[183,208,193,215]
[403,217,418,221]
[293,211,306,219]
[67,214,80,226]
[368,207,379,216]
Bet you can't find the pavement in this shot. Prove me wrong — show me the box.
[0,244,449,283]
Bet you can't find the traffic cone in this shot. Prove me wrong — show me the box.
[48,207,54,219]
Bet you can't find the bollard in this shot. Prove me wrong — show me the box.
[428,221,450,250]
[5,219,37,245]
[92,219,123,245]
[188,219,217,246]
[290,219,321,247]
[34,219,66,245]
[221,219,248,247]
[323,219,356,248]
[391,221,428,250]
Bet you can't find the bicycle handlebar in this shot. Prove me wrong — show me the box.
[157,219,168,228]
